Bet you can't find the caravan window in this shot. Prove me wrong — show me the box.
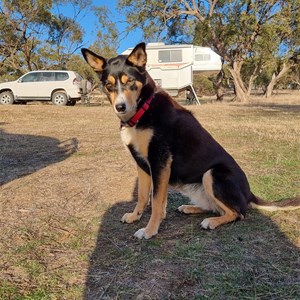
[195,54,211,61]
[158,50,182,62]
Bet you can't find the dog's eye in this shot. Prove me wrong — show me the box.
[126,78,135,86]
[105,83,115,92]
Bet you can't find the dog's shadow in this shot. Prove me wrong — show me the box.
[84,181,300,299]
[0,126,78,186]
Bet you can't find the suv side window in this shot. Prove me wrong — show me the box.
[55,72,69,81]
[40,72,55,81]
[21,73,38,82]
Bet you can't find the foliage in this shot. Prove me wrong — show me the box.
[91,6,118,58]
[118,0,300,101]
[0,0,299,95]
[66,54,98,83]
[75,5,119,84]
[0,0,90,78]
[193,74,216,96]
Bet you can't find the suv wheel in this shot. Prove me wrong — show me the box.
[52,91,68,106]
[0,91,14,105]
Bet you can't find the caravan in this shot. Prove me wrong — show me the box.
[122,43,222,104]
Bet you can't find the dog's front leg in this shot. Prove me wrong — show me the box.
[121,166,151,223]
[134,157,172,239]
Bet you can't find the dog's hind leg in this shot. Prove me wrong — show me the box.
[200,200,239,229]
[200,170,239,229]
[134,157,172,239]
[121,167,151,224]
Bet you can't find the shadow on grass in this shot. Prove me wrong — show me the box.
[237,103,300,115]
[0,127,78,186]
[84,182,300,299]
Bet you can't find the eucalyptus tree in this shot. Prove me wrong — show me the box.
[118,0,299,101]
[263,0,300,97]
[0,0,52,74]
[0,0,89,78]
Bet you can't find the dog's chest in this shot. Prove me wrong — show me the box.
[120,127,154,158]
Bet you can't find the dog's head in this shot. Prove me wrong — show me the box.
[82,43,152,122]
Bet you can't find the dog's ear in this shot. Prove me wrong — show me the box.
[81,48,107,73]
[126,42,147,68]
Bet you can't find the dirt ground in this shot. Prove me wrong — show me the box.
[0,100,299,299]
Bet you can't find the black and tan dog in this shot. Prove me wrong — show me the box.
[82,43,299,239]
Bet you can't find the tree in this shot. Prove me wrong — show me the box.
[46,14,83,68]
[0,0,52,74]
[289,63,300,91]
[263,0,300,97]
[67,54,97,83]
[88,5,118,59]
[118,0,299,102]
[68,5,119,86]
[0,0,89,78]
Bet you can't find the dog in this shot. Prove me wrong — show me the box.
[82,43,300,239]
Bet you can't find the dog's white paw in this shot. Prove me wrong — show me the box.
[201,218,217,230]
[134,227,156,239]
[134,228,146,239]
[177,205,188,213]
[121,212,140,224]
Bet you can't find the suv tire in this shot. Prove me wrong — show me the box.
[52,91,68,106]
[0,91,14,105]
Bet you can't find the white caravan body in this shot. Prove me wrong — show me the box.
[122,43,222,101]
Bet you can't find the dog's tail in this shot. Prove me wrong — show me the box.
[249,193,300,212]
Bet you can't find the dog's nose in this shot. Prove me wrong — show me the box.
[115,103,126,113]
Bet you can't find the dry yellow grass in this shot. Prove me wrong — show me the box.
[0,99,299,299]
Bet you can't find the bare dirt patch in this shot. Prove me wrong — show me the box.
[0,102,299,299]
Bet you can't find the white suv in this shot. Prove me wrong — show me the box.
[0,70,85,106]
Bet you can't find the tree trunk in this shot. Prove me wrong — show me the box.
[247,74,256,97]
[265,73,276,98]
[233,79,248,102]
[215,69,224,101]
[228,62,248,102]
[247,65,259,97]
[265,63,291,98]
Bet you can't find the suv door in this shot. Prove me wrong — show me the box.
[36,72,56,99]
[16,72,40,99]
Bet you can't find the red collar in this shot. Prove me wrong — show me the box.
[120,95,154,128]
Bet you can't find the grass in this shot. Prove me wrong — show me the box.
[0,100,299,299]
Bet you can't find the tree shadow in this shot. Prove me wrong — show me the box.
[84,182,300,299]
[0,126,78,186]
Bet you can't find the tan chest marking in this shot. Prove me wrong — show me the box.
[120,127,154,158]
